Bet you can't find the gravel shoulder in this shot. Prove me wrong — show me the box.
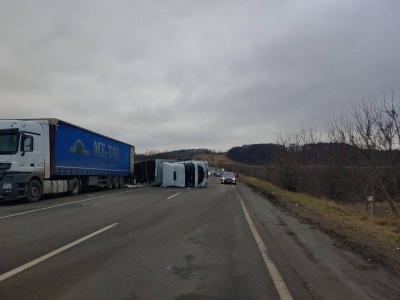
[249,184,400,274]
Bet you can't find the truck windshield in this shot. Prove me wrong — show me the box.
[0,129,19,154]
[198,164,204,185]
[185,163,195,187]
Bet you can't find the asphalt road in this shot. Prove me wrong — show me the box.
[1,177,399,300]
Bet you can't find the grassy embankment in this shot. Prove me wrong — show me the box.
[196,153,400,264]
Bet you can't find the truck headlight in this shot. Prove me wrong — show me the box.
[0,163,12,170]
[3,183,12,189]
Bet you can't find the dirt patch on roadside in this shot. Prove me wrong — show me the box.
[249,185,400,275]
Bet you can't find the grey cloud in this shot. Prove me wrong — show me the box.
[1,1,399,152]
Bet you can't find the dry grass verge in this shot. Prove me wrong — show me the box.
[240,174,400,268]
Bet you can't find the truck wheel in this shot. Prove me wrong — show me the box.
[113,176,119,189]
[107,177,113,190]
[26,180,42,203]
[70,178,80,196]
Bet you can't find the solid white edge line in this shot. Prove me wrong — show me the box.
[234,187,294,300]
[0,188,146,220]
[0,223,118,282]
[167,192,181,200]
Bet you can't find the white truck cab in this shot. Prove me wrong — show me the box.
[0,120,48,201]
[162,162,186,187]
[161,160,208,188]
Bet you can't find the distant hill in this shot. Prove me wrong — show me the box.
[227,144,283,165]
[136,148,214,161]
[226,142,400,166]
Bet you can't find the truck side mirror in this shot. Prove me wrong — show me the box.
[20,134,33,156]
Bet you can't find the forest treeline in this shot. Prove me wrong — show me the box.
[227,142,398,166]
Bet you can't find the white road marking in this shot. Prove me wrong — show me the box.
[0,223,118,283]
[234,186,294,300]
[0,188,146,220]
[167,192,181,200]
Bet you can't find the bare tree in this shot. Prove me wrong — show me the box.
[275,131,302,191]
[328,96,400,216]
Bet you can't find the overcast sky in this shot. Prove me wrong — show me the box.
[1,1,399,153]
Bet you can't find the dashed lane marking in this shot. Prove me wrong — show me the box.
[0,223,118,282]
[0,188,146,220]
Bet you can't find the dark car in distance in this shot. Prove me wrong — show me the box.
[221,172,236,185]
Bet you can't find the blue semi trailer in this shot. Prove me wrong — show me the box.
[0,118,135,202]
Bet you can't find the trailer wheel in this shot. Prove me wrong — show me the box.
[106,177,113,190]
[70,178,80,196]
[113,176,119,189]
[26,180,42,203]
[119,177,125,188]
